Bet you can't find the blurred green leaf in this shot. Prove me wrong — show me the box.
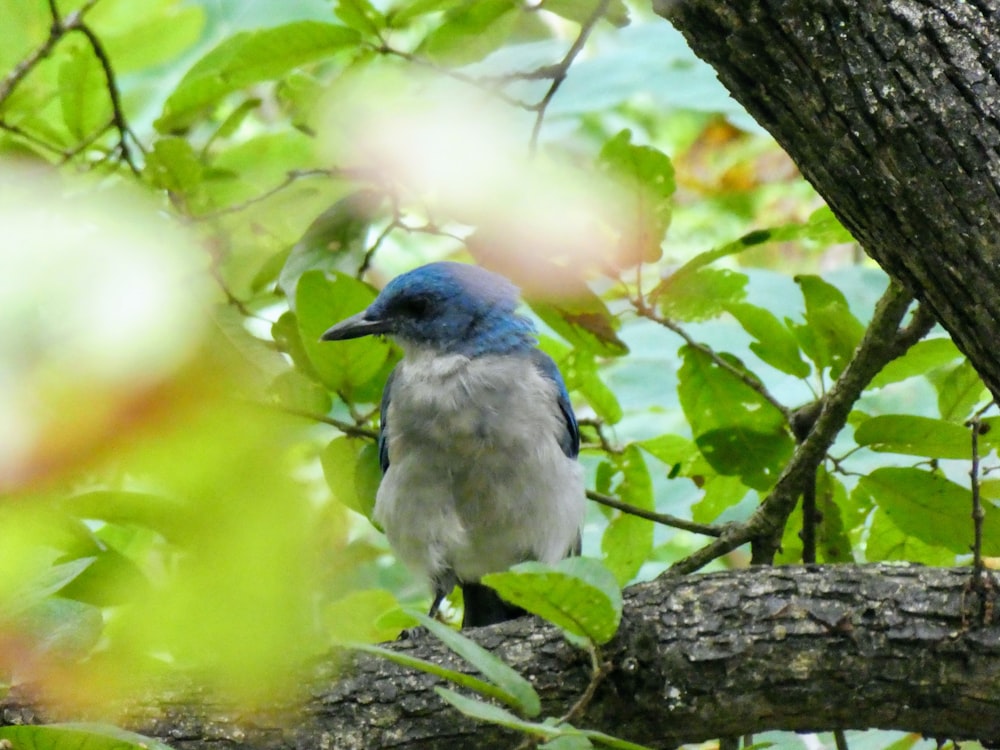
[406,608,540,717]
[91,0,205,72]
[677,346,792,491]
[295,270,391,394]
[726,302,810,378]
[145,137,205,207]
[0,724,173,750]
[869,338,961,389]
[386,0,466,28]
[792,275,866,379]
[279,191,385,302]
[601,445,654,585]
[854,414,972,459]
[541,0,629,27]
[58,44,111,141]
[335,0,387,36]
[658,267,747,322]
[598,129,674,265]
[482,557,622,644]
[418,0,520,65]
[321,437,380,519]
[12,597,104,659]
[157,21,360,132]
[854,467,1000,554]
[324,589,402,643]
[4,557,95,617]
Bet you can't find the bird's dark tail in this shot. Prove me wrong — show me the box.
[461,582,525,628]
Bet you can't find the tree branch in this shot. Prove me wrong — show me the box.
[4,565,998,748]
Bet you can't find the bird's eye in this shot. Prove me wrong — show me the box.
[397,295,431,318]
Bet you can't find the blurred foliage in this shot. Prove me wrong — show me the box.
[0,0,993,747]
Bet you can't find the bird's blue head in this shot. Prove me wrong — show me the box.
[321,262,536,356]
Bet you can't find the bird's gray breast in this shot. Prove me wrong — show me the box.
[385,350,558,458]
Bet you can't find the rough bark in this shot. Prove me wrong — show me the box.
[3,565,999,748]
[652,0,1000,399]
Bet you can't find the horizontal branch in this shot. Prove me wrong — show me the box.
[3,565,998,749]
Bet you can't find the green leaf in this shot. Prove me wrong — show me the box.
[157,21,360,132]
[482,557,622,644]
[598,129,675,265]
[865,508,956,565]
[636,434,698,468]
[0,724,173,750]
[295,270,392,395]
[406,608,540,717]
[657,267,747,322]
[91,0,205,73]
[354,642,526,712]
[145,136,204,199]
[854,414,973,459]
[58,45,112,141]
[691,475,750,524]
[335,0,387,36]
[386,0,466,28]
[418,0,521,65]
[435,688,556,737]
[726,301,810,378]
[321,437,379,519]
[792,275,866,379]
[932,360,987,422]
[279,192,385,301]
[677,346,793,491]
[601,445,654,586]
[541,0,629,27]
[854,467,1000,555]
[531,293,629,358]
[435,688,655,750]
[542,338,621,425]
[869,337,961,388]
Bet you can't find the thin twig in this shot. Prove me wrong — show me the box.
[0,0,103,105]
[587,489,721,537]
[635,300,793,424]
[577,417,622,455]
[72,22,142,173]
[528,0,610,153]
[276,405,379,440]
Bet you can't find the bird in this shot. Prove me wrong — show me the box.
[321,261,585,628]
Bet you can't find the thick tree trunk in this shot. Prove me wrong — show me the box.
[3,566,999,748]
[653,0,1000,399]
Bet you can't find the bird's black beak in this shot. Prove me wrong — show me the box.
[320,310,391,341]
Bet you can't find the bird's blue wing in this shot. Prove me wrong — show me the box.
[528,349,580,459]
[377,366,398,474]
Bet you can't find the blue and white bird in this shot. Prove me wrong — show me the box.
[321,262,585,628]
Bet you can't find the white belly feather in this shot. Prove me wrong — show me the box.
[373,349,584,587]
